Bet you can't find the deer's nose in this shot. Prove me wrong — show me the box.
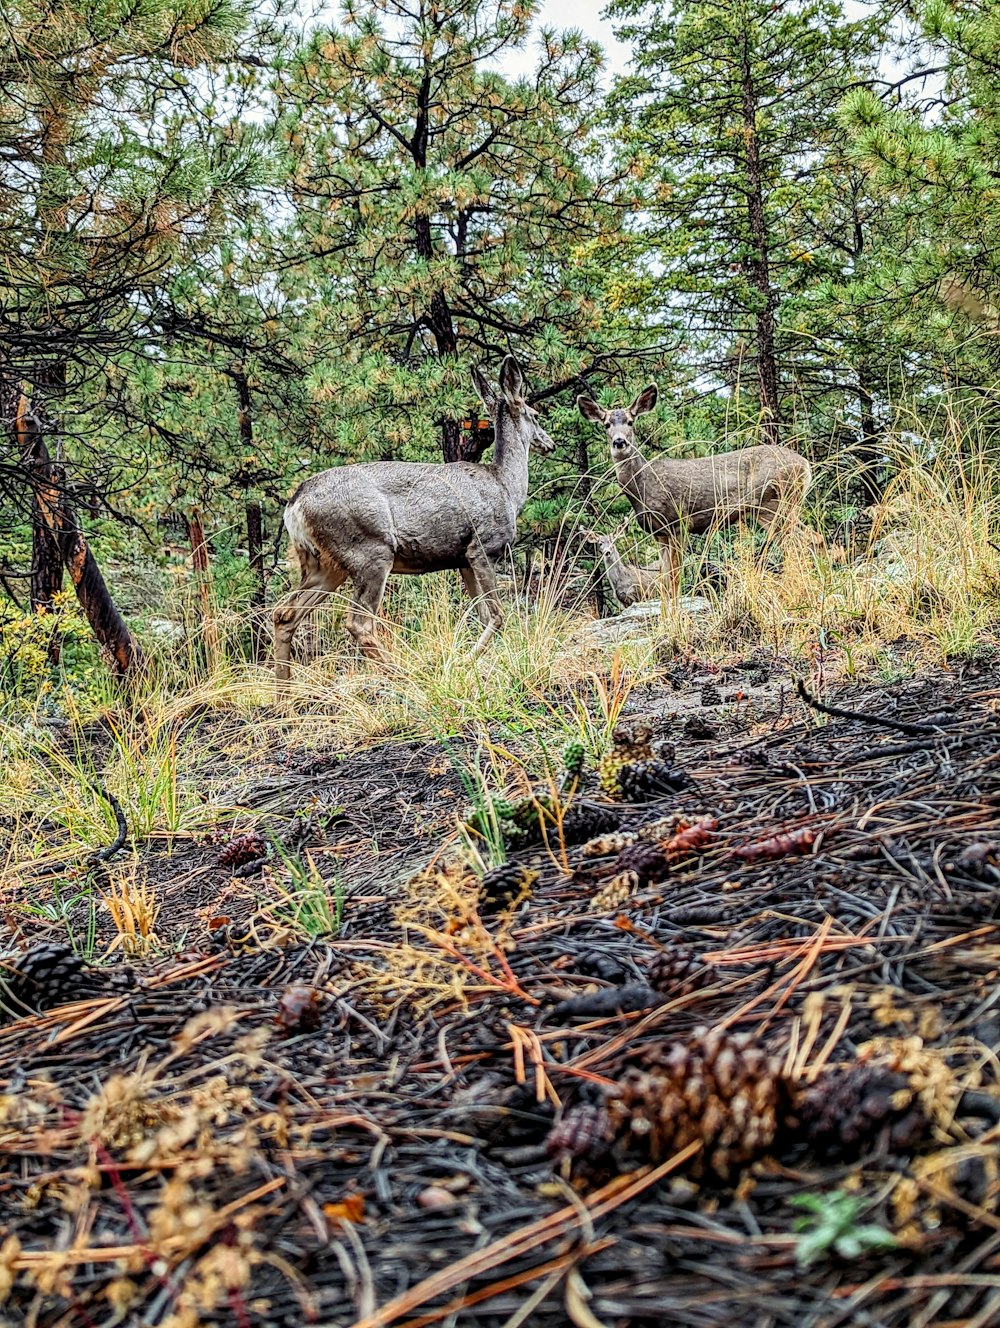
[611,435,629,449]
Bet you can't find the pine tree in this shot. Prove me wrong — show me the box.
[607,0,880,445]
[278,0,634,463]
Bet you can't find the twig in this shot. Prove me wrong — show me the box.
[795,678,948,737]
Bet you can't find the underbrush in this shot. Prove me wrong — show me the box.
[2,414,998,954]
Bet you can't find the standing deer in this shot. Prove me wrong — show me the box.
[578,384,814,593]
[273,357,555,685]
[584,530,661,607]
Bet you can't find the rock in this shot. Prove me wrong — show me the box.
[582,597,712,644]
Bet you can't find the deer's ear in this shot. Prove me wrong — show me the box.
[629,383,658,418]
[471,366,498,415]
[577,394,606,423]
[499,356,524,402]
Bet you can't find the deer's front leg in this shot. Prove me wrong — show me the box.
[657,538,681,599]
[465,547,503,658]
[460,567,492,627]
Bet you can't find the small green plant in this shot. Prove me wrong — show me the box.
[791,1191,898,1267]
[269,844,344,938]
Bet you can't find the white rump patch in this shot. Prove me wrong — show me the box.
[284,501,320,556]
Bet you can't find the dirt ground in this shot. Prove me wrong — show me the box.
[3,653,1000,1327]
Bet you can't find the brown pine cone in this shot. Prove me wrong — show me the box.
[560,801,622,844]
[646,947,710,995]
[606,1026,784,1180]
[217,831,269,868]
[794,1062,927,1158]
[610,840,671,887]
[547,1103,614,1162]
[598,723,655,794]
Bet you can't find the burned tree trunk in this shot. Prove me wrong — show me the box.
[246,501,266,662]
[230,364,268,661]
[56,489,143,677]
[16,395,64,615]
[575,427,606,617]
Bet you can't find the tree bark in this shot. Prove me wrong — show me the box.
[246,501,266,661]
[230,364,268,660]
[740,34,781,447]
[18,395,65,615]
[575,429,606,616]
[856,366,884,506]
[188,507,220,669]
[55,483,143,677]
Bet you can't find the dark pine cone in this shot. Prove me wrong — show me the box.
[479,862,538,917]
[547,1103,614,1162]
[616,759,691,803]
[610,840,671,887]
[217,831,269,868]
[561,801,622,844]
[647,947,710,995]
[0,943,102,1020]
[795,1062,927,1158]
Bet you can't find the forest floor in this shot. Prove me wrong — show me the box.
[4,643,1000,1327]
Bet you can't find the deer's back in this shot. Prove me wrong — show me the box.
[286,460,518,569]
[633,444,809,535]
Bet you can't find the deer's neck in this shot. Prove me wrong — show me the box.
[614,446,651,507]
[601,543,627,580]
[492,401,530,507]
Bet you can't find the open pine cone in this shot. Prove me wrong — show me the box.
[606,1026,784,1180]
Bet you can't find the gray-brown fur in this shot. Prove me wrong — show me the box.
[585,532,661,607]
[273,357,555,685]
[577,385,814,591]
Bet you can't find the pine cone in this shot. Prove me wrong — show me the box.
[561,740,586,778]
[582,831,637,857]
[646,947,710,995]
[598,723,654,794]
[560,801,622,844]
[547,1103,614,1162]
[616,759,691,802]
[589,871,638,913]
[638,815,685,842]
[795,1062,927,1158]
[606,1026,784,1180]
[217,831,269,868]
[700,683,723,707]
[610,840,671,887]
[0,943,101,1019]
[464,797,517,839]
[479,863,538,917]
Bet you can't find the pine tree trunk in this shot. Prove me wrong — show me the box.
[575,429,606,616]
[188,508,219,669]
[740,36,781,447]
[55,484,143,677]
[246,501,266,662]
[230,365,268,661]
[856,367,883,506]
[18,397,65,616]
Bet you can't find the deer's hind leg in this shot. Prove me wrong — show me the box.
[465,546,503,659]
[274,552,347,688]
[345,555,392,663]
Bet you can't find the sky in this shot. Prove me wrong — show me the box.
[495,0,903,86]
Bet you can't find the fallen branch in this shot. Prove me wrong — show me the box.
[795,679,946,738]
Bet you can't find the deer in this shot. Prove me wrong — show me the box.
[273,357,555,686]
[584,530,661,607]
[578,384,815,593]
